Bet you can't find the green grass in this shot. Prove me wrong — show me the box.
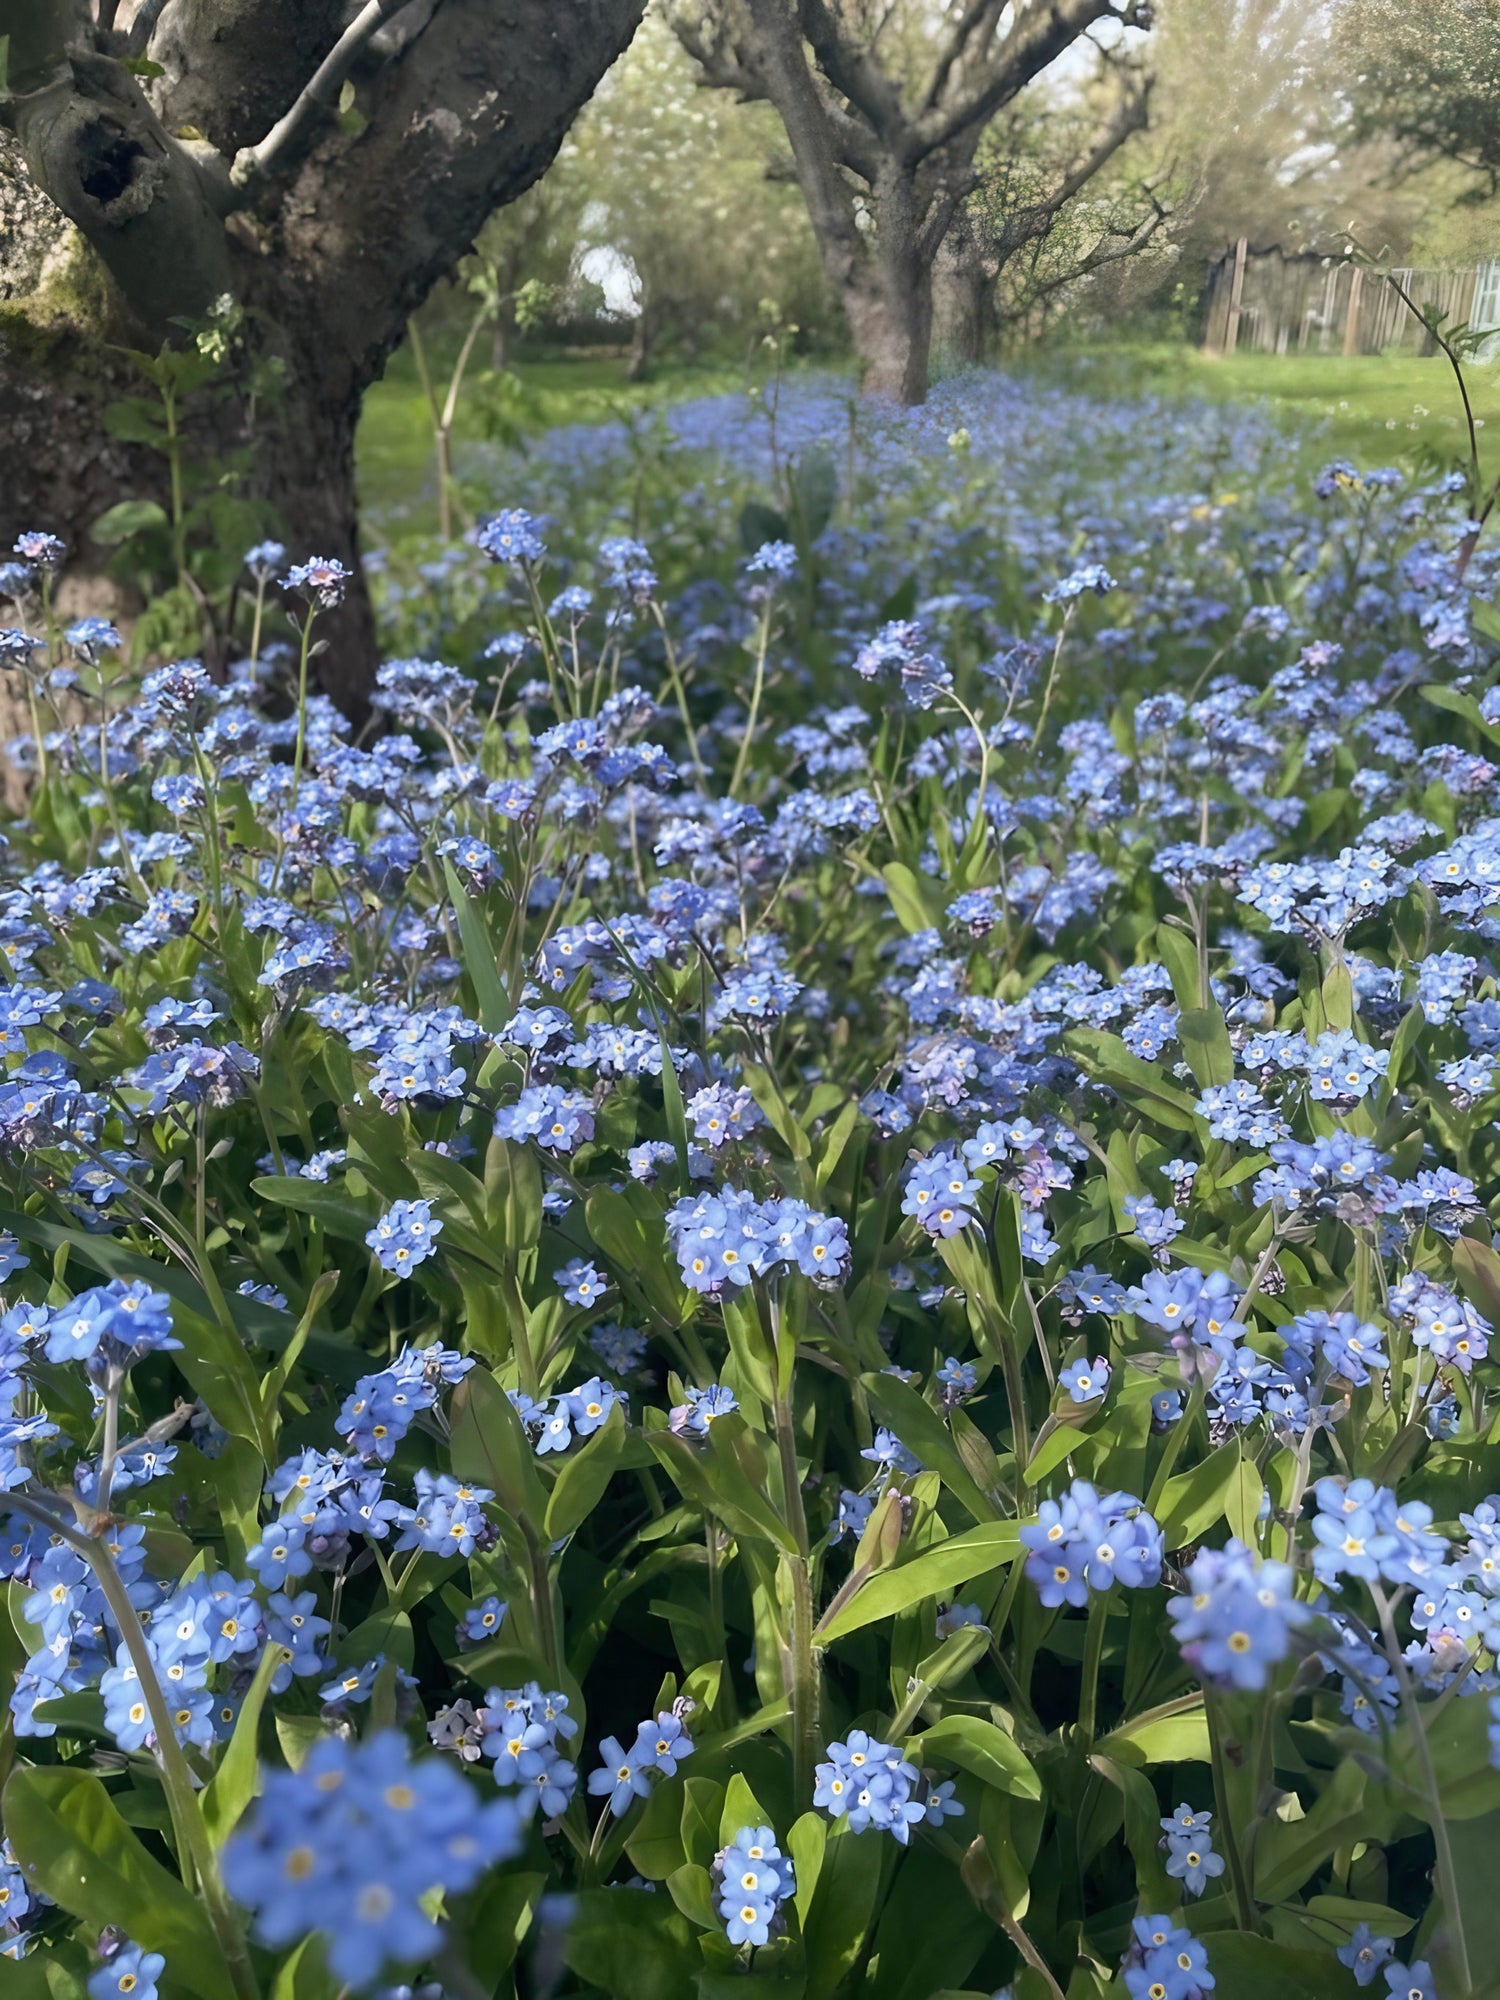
[1028,342,1500,478]
[358,333,1500,538]
[358,350,747,533]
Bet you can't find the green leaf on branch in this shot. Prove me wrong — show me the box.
[90,498,168,546]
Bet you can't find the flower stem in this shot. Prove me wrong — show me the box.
[773,1383,819,1804]
[1206,1689,1256,1933]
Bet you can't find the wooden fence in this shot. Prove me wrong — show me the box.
[1201,241,1500,359]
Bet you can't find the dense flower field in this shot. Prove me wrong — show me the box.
[0,370,1499,2000]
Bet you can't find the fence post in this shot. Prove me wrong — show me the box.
[1224,236,1249,356]
[1342,265,1364,356]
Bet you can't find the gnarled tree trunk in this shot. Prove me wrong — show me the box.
[0,0,645,711]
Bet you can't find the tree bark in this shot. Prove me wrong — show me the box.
[668,0,1149,410]
[933,219,993,366]
[844,259,934,402]
[0,0,645,712]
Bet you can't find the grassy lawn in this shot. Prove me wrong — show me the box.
[358,332,1500,534]
[358,349,747,530]
[1027,342,1500,477]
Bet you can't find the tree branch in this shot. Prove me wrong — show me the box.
[915,0,1145,161]
[730,0,868,285]
[920,0,1005,118]
[233,0,413,187]
[144,0,351,156]
[797,0,905,144]
[295,0,646,383]
[0,24,234,325]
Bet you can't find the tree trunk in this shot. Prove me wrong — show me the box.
[842,201,935,406]
[807,160,938,406]
[933,223,992,367]
[625,305,656,381]
[0,196,377,710]
[0,0,646,712]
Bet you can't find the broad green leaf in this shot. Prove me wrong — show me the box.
[1155,1440,1255,1548]
[1063,1030,1200,1134]
[1454,1235,1500,1329]
[562,1885,697,2000]
[1178,1004,1235,1090]
[450,1365,546,1522]
[268,1933,340,2000]
[869,1838,992,2000]
[863,1372,998,1521]
[801,1825,885,2000]
[1205,1932,1357,2000]
[202,1640,281,1846]
[1254,1757,1368,1902]
[1097,1697,1209,1767]
[2,1767,225,1999]
[881,861,945,935]
[664,1860,717,1931]
[910,1713,1041,1799]
[442,859,508,1029]
[90,498,169,546]
[250,1175,373,1241]
[816,1521,1020,1642]
[719,1769,772,1848]
[545,1401,627,1539]
[645,1418,798,1555]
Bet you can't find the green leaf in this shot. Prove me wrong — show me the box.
[3,1767,225,1999]
[910,1713,1041,1799]
[1063,1029,1201,1134]
[450,1366,546,1522]
[1155,1440,1255,1548]
[645,1417,798,1554]
[1421,680,1500,747]
[545,1401,627,1539]
[442,859,508,1030]
[1089,1753,1174,1904]
[250,1175,373,1242]
[881,861,945,935]
[801,1826,885,2000]
[1253,1757,1368,1903]
[267,1932,340,2000]
[1178,1005,1235,1090]
[664,1860,718,1930]
[739,499,791,554]
[863,1372,998,1521]
[790,444,839,544]
[1096,1697,1210,1767]
[816,1521,1020,1642]
[1204,1932,1356,2000]
[563,1885,698,2000]
[1454,1235,1500,1328]
[719,1770,771,1848]
[202,1640,281,1846]
[90,498,169,546]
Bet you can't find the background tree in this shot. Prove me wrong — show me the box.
[666,0,1151,404]
[1339,0,1500,194]
[0,0,643,707]
[549,10,827,380]
[933,63,1163,363]
[1145,0,1423,281]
